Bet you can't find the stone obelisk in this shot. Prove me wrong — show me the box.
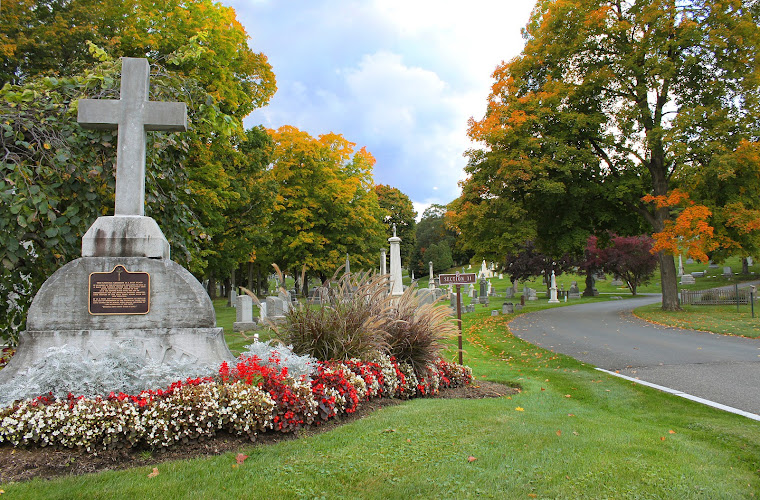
[388,224,403,296]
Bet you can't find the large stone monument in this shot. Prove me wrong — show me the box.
[389,224,404,296]
[0,58,234,388]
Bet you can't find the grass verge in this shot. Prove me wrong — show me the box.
[3,296,760,498]
[635,302,760,338]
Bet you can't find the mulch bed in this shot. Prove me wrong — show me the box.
[0,380,515,484]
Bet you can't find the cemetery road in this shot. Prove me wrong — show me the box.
[508,296,760,415]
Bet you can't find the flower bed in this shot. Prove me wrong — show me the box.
[0,353,472,453]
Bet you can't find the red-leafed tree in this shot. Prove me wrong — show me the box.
[586,234,658,296]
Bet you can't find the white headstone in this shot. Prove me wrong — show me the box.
[548,270,560,303]
[380,248,387,275]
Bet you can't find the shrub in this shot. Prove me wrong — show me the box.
[240,339,316,380]
[276,271,392,361]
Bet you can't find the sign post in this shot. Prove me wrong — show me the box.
[439,272,476,365]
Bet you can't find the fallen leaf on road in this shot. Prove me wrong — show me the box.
[556,430,562,436]
[669,430,676,434]
[467,456,477,462]
[148,467,159,478]
[236,453,248,465]
[515,407,525,411]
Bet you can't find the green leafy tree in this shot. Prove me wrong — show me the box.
[462,0,760,310]
[374,184,416,268]
[411,204,463,276]
[267,126,385,290]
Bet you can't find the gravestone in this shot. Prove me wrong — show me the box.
[259,302,268,320]
[266,296,286,320]
[479,277,488,304]
[0,58,233,389]
[502,303,514,314]
[548,271,560,304]
[416,289,435,307]
[610,277,624,286]
[428,261,435,289]
[568,281,581,299]
[525,287,538,301]
[229,289,238,308]
[449,292,464,311]
[491,310,499,317]
[233,295,258,332]
[680,273,696,285]
[504,286,515,299]
[723,266,733,278]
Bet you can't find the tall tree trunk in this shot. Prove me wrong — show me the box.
[247,262,254,291]
[222,277,231,303]
[658,252,680,310]
[742,257,749,275]
[207,273,217,300]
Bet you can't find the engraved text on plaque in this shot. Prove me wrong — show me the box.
[89,265,150,315]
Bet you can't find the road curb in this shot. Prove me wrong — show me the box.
[595,368,760,422]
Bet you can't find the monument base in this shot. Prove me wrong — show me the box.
[0,255,234,391]
[233,321,259,332]
[0,327,232,386]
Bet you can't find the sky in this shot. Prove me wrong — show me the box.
[227,0,535,218]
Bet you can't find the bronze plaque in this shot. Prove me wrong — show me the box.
[89,265,150,315]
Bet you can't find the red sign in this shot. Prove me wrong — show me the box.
[438,272,477,285]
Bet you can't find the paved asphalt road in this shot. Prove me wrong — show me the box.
[508,296,760,415]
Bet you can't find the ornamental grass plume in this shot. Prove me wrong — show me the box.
[383,284,459,377]
[275,268,393,362]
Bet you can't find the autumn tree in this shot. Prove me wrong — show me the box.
[375,184,416,268]
[0,0,275,119]
[586,234,658,296]
[463,0,760,310]
[266,126,385,291]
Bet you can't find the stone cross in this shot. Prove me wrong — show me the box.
[78,58,187,216]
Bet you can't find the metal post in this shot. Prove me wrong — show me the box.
[752,286,756,319]
[456,284,463,365]
[736,283,740,313]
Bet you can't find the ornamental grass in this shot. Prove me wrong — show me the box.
[275,269,394,362]
[276,269,458,379]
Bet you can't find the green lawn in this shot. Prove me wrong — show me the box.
[4,292,760,498]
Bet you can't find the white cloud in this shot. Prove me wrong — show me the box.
[234,0,534,208]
